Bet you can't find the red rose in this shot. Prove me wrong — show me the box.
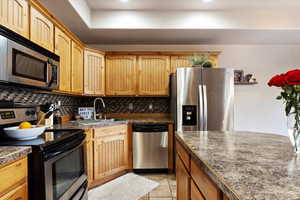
[268,74,286,87]
[284,69,300,85]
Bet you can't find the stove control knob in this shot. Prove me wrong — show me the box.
[25,111,31,116]
[25,110,36,116]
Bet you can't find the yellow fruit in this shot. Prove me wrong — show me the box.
[19,122,32,129]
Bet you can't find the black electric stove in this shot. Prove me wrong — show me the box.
[0,103,88,200]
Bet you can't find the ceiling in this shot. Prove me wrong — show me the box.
[86,0,300,10]
[39,0,300,45]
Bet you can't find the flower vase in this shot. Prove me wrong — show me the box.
[287,114,300,153]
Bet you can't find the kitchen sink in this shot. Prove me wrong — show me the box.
[77,118,124,126]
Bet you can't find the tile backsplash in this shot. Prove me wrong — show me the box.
[0,85,169,115]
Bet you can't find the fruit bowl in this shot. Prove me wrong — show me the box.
[4,125,46,140]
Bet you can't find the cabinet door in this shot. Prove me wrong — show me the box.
[176,154,190,200]
[170,56,193,74]
[138,55,170,96]
[191,180,205,200]
[0,0,9,27]
[55,27,71,92]
[84,50,105,95]
[94,54,105,95]
[30,7,53,51]
[94,130,128,180]
[105,55,137,96]
[0,182,27,200]
[71,41,84,93]
[8,0,28,38]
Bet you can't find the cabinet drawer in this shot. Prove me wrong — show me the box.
[191,159,222,200]
[0,182,27,200]
[0,157,27,196]
[191,180,205,200]
[176,141,190,171]
[94,125,127,138]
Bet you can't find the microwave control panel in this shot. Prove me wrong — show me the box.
[0,111,15,120]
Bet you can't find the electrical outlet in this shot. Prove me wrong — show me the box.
[129,103,133,110]
[149,103,153,111]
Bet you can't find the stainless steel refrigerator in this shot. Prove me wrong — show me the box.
[171,67,234,132]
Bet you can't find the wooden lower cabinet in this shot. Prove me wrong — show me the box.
[0,157,28,200]
[176,154,190,200]
[86,125,129,188]
[223,196,230,200]
[176,141,224,200]
[191,180,205,200]
[84,129,94,188]
[0,182,27,200]
[94,126,128,180]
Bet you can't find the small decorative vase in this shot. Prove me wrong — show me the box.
[287,113,300,153]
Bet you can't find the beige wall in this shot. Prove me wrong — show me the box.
[91,44,300,135]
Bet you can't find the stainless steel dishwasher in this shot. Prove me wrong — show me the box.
[133,124,168,171]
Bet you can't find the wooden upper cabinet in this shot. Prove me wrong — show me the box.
[84,50,105,95]
[71,41,84,93]
[9,0,28,38]
[0,0,28,38]
[105,55,137,96]
[171,56,193,74]
[54,27,71,92]
[0,0,9,27]
[30,6,53,51]
[138,55,170,96]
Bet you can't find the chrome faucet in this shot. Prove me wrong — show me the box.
[93,98,106,120]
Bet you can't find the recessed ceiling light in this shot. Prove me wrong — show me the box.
[203,0,213,2]
[120,0,128,2]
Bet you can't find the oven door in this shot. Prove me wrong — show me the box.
[6,38,59,89]
[44,137,87,200]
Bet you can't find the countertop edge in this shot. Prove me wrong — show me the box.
[0,146,32,166]
[175,133,241,200]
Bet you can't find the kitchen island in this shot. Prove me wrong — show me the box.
[175,131,300,200]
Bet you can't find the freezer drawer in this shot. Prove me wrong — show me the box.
[133,131,168,169]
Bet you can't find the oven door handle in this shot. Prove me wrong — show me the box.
[44,136,85,161]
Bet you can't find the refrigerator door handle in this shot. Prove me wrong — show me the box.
[198,85,204,131]
[203,85,208,131]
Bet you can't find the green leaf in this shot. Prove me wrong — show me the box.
[276,96,282,100]
[286,103,292,116]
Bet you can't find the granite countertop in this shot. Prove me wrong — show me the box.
[51,120,128,130]
[176,131,300,200]
[0,146,31,166]
[51,117,173,130]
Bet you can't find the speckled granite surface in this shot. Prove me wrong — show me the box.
[51,120,128,130]
[0,146,31,166]
[51,118,173,130]
[176,131,300,200]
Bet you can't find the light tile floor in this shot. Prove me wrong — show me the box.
[138,174,176,200]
